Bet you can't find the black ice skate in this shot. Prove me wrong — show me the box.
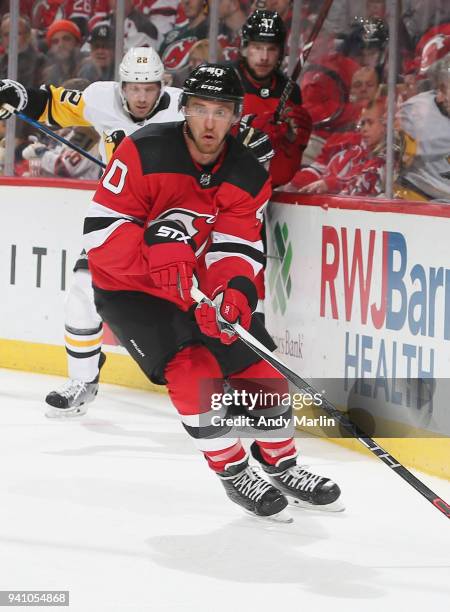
[251,443,344,512]
[45,353,106,418]
[218,456,292,523]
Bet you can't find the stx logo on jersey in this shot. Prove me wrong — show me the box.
[157,208,216,255]
[156,225,191,243]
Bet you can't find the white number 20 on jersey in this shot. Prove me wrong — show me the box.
[102,159,128,194]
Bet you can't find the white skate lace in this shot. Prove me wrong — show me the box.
[57,379,89,401]
[231,466,273,502]
[278,466,324,493]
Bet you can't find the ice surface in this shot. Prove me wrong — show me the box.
[0,369,449,612]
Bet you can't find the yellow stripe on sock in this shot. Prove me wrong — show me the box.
[64,334,103,348]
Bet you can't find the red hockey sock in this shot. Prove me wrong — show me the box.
[255,438,297,466]
[203,441,247,472]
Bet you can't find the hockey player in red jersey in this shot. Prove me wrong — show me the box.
[234,9,312,188]
[83,63,342,520]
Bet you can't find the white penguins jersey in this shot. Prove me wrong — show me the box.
[37,81,184,163]
[397,91,450,202]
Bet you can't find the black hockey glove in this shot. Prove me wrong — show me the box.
[0,79,28,120]
[238,117,274,167]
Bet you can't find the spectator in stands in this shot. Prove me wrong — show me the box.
[64,0,94,39]
[170,38,224,87]
[78,24,115,82]
[42,19,86,86]
[219,0,247,60]
[31,1,66,34]
[402,0,450,47]
[266,0,292,30]
[0,14,47,88]
[90,0,159,50]
[300,49,360,163]
[160,0,209,71]
[0,0,33,21]
[292,97,387,197]
[32,0,94,39]
[349,65,380,106]
[136,0,178,43]
[395,54,450,202]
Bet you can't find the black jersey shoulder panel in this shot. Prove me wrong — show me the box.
[130,121,197,177]
[218,136,269,198]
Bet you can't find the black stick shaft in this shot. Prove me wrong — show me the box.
[274,0,334,122]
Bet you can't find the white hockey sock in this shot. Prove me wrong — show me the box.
[65,324,103,382]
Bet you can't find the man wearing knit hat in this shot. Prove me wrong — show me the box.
[43,19,86,86]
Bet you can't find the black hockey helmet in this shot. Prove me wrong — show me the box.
[342,16,389,54]
[241,10,286,52]
[180,63,244,115]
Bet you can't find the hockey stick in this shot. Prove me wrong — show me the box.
[274,0,334,122]
[191,286,450,520]
[1,102,106,169]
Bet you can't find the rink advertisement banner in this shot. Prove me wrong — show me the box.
[0,181,94,345]
[0,179,156,391]
[265,194,450,439]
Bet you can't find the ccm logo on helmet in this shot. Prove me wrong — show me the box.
[156,226,191,243]
[200,84,223,91]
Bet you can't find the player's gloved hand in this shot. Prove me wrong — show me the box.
[195,276,257,345]
[241,111,286,147]
[144,219,197,303]
[22,142,47,160]
[236,122,274,167]
[0,79,28,120]
[281,105,312,145]
[241,106,312,148]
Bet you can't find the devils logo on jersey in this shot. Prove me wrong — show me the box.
[156,208,216,255]
[162,36,198,70]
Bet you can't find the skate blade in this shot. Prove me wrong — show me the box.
[244,508,294,523]
[45,405,88,419]
[287,496,345,513]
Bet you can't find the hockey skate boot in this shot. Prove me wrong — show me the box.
[218,456,292,523]
[45,353,106,418]
[251,443,344,512]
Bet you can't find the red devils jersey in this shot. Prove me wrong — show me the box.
[234,61,306,187]
[293,133,385,196]
[83,121,271,310]
[235,60,302,117]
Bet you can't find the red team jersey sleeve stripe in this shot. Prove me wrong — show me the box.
[84,136,153,279]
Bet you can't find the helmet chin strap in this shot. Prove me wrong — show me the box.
[184,121,195,141]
